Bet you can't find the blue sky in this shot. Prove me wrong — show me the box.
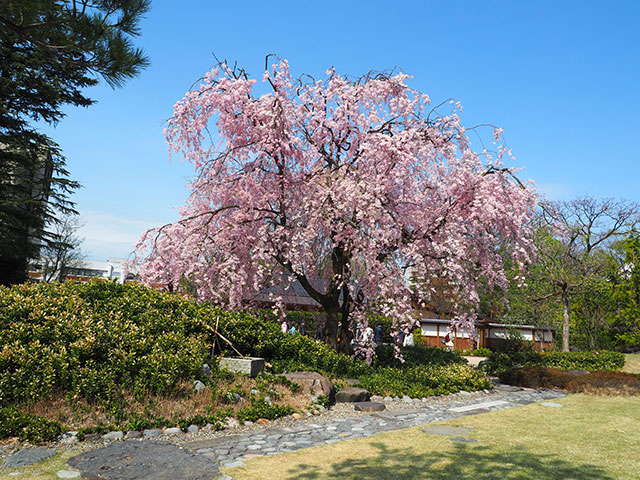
[42,0,640,260]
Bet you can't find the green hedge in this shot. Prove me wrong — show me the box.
[487,350,625,374]
[358,363,492,398]
[374,344,466,369]
[0,280,490,430]
[0,280,370,409]
[0,280,219,406]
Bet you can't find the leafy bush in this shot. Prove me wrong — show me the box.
[0,280,220,407]
[459,348,492,356]
[358,363,492,397]
[236,398,294,424]
[374,344,465,369]
[486,349,625,374]
[499,366,640,395]
[176,410,230,432]
[0,406,63,444]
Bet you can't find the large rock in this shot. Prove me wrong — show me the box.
[283,371,335,402]
[335,387,370,403]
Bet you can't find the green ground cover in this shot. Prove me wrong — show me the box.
[224,394,640,480]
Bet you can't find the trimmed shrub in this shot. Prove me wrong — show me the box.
[0,280,369,410]
[374,344,466,369]
[358,363,492,398]
[215,310,370,377]
[486,349,625,374]
[459,348,492,357]
[0,280,218,406]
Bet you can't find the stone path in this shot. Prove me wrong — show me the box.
[0,385,566,479]
[181,386,566,469]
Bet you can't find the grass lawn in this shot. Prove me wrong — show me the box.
[623,353,640,374]
[224,394,640,480]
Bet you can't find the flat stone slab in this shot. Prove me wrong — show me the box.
[354,402,386,412]
[541,401,564,408]
[450,437,478,443]
[67,440,220,480]
[56,470,81,478]
[422,425,473,436]
[566,369,590,375]
[449,400,509,413]
[3,447,57,467]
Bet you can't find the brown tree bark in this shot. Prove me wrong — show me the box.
[562,287,571,352]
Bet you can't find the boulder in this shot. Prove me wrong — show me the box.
[283,371,335,402]
[335,387,370,403]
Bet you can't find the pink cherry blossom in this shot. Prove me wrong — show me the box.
[131,58,537,356]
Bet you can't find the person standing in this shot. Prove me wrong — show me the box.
[363,325,373,343]
[374,323,383,346]
[444,333,454,352]
[403,326,414,347]
[281,319,288,334]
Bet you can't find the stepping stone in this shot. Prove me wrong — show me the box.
[541,401,564,408]
[221,460,245,468]
[354,401,386,412]
[450,437,478,443]
[449,400,509,413]
[67,440,220,480]
[422,425,473,436]
[56,470,81,478]
[566,370,590,375]
[3,448,57,468]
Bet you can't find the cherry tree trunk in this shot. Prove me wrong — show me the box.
[324,307,340,351]
[338,313,353,355]
[562,289,571,352]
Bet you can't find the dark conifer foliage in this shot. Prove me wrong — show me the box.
[0,1,150,285]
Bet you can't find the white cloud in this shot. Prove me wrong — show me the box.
[536,182,574,201]
[77,210,174,260]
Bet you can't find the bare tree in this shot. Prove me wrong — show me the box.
[536,196,639,351]
[39,213,86,282]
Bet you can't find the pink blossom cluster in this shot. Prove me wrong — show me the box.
[131,59,537,352]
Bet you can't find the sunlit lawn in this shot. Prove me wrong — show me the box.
[224,394,640,480]
[623,353,640,374]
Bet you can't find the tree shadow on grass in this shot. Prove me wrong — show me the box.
[287,442,615,480]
